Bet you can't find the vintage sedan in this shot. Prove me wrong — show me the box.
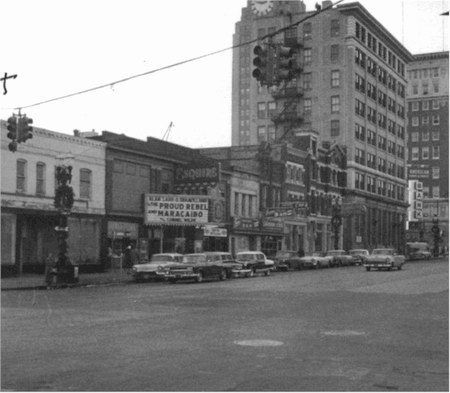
[349,249,370,265]
[406,242,432,261]
[165,253,229,283]
[325,250,353,267]
[363,248,406,271]
[273,250,298,271]
[203,252,251,278]
[235,251,274,276]
[131,253,183,282]
[299,252,331,269]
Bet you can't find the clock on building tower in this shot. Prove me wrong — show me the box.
[251,0,274,16]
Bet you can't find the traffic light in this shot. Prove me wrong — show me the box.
[274,45,301,83]
[18,116,33,143]
[7,116,17,140]
[252,44,274,86]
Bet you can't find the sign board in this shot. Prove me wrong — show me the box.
[174,163,220,185]
[204,226,228,237]
[408,167,430,179]
[233,217,259,230]
[144,194,209,225]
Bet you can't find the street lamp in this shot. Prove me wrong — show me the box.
[331,198,342,250]
[53,154,78,284]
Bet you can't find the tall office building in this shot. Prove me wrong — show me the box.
[406,52,449,247]
[231,1,413,250]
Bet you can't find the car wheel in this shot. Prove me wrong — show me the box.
[195,272,203,283]
[264,269,270,276]
[366,267,370,271]
[315,263,320,270]
[219,269,227,281]
[398,265,402,270]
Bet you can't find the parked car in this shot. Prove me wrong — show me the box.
[325,250,353,267]
[165,253,229,283]
[235,251,274,276]
[203,252,250,278]
[299,252,330,269]
[273,250,297,271]
[363,248,406,271]
[349,249,370,265]
[406,242,432,261]
[131,253,183,282]
[274,250,305,270]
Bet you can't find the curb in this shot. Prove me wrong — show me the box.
[1,280,132,291]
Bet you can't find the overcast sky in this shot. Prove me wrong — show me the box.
[1,0,448,148]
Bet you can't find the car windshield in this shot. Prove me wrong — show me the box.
[182,254,206,263]
[350,250,368,256]
[311,252,322,257]
[150,255,176,263]
[276,251,294,258]
[373,249,394,255]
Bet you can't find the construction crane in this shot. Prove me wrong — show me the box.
[162,121,174,141]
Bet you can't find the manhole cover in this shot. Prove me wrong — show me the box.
[321,330,367,337]
[234,339,284,347]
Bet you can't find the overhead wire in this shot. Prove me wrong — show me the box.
[8,0,344,112]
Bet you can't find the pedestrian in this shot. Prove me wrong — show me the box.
[297,248,305,258]
[44,253,56,287]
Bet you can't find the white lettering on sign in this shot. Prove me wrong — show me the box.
[145,194,209,225]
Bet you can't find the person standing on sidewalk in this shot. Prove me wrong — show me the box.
[44,253,56,287]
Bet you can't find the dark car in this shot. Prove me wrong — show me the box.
[325,250,353,267]
[204,252,249,278]
[274,251,303,271]
[235,251,273,276]
[164,253,228,283]
[349,249,370,265]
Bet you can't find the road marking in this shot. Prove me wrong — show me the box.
[321,330,367,336]
[234,339,284,347]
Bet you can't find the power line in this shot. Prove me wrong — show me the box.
[8,0,343,112]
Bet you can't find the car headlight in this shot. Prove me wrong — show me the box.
[132,266,137,272]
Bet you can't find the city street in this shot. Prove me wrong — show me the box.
[2,259,448,391]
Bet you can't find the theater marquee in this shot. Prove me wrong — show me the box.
[144,194,209,225]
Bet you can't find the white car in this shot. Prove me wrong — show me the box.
[364,249,405,271]
[132,253,183,282]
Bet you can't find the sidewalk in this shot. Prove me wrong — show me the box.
[1,270,133,291]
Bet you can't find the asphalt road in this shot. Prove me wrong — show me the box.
[2,259,448,391]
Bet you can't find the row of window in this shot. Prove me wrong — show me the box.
[354,148,405,178]
[355,48,405,97]
[408,67,440,80]
[16,160,92,199]
[355,21,405,77]
[354,172,405,200]
[355,98,405,127]
[411,81,441,95]
[422,185,441,199]
[410,115,441,126]
[411,100,442,111]
[410,130,440,142]
[355,73,405,112]
[355,122,405,145]
[411,146,441,161]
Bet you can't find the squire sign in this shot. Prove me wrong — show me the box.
[144,194,209,225]
[175,163,220,184]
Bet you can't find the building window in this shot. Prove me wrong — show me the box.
[411,132,419,142]
[412,85,418,95]
[432,167,440,179]
[303,73,312,90]
[257,102,266,119]
[330,19,340,37]
[432,99,440,109]
[432,186,440,198]
[331,70,340,87]
[433,82,439,93]
[16,159,27,193]
[331,96,340,113]
[411,147,419,161]
[36,162,46,195]
[268,101,277,117]
[234,192,240,215]
[411,116,419,126]
[257,126,267,142]
[432,131,440,141]
[80,169,92,199]
[432,146,440,159]
[422,131,429,141]
[422,116,429,125]
[303,98,312,114]
[422,147,429,160]
[412,102,419,112]
[303,48,312,65]
[303,22,311,40]
[330,44,339,62]
[432,115,440,125]
[422,100,429,111]
[330,120,340,137]
[267,125,276,142]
